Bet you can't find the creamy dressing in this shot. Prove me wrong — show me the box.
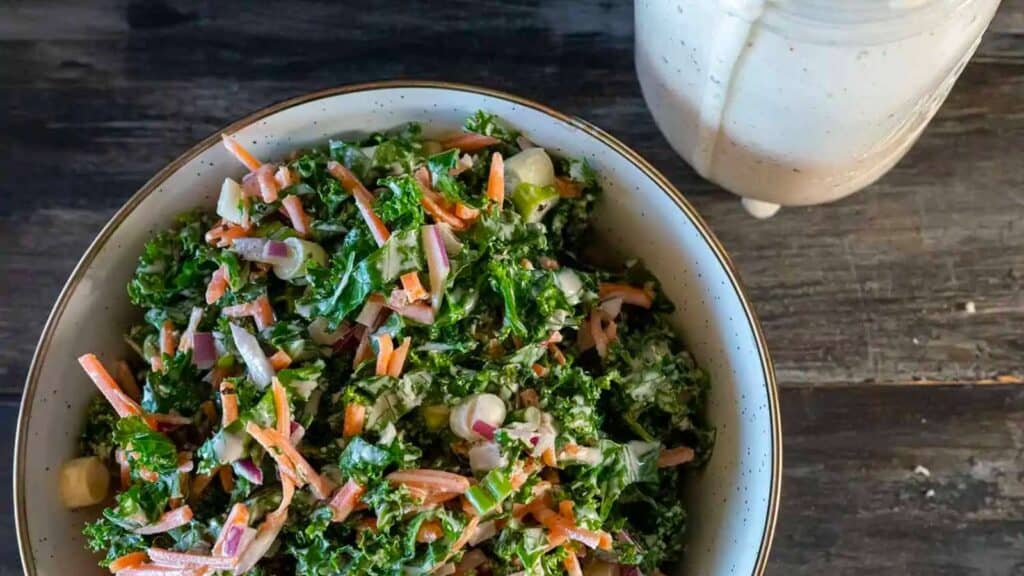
[636,0,1001,210]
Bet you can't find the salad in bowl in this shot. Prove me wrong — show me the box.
[62,111,714,576]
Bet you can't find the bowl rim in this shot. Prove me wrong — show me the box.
[14,80,781,575]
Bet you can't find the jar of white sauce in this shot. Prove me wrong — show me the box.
[636,0,1001,217]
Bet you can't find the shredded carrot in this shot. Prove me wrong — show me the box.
[486,152,504,205]
[108,551,148,573]
[531,363,548,378]
[387,337,412,378]
[548,343,566,366]
[454,203,480,221]
[542,446,557,467]
[220,380,238,428]
[539,256,560,270]
[114,360,141,402]
[420,189,468,230]
[329,479,365,522]
[206,266,229,305]
[133,506,194,535]
[597,282,654,309]
[597,531,613,551]
[268,349,291,371]
[387,469,471,494]
[281,195,311,238]
[559,500,575,523]
[343,403,366,439]
[400,271,428,302]
[440,133,501,152]
[253,294,275,330]
[248,423,331,499]
[146,548,237,570]
[326,161,391,246]
[416,520,444,543]
[221,134,262,172]
[271,378,290,439]
[78,354,144,419]
[205,221,249,247]
[255,164,279,203]
[375,333,394,377]
[657,446,696,468]
[160,320,177,357]
[563,551,583,576]
[554,176,582,198]
[218,466,234,492]
[420,491,462,506]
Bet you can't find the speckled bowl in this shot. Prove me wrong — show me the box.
[15,81,780,575]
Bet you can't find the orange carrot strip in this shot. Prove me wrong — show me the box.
[114,360,141,402]
[254,164,279,203]
[386,469,471,494]
[205,222,249,247]
[268,349,291,371]
[342,403,366,439]
[133,506,194,535]
[563,552,583,576]
[597,531,613,551]
[160,320,177,357]
[375,333,394,377]
[326,161,391,246]
[108,551,149,573]
[249,423,331,499]
[78,354,144,418]
[212,503,250,556]
[420,191,467,230]
[328,479,365,523]
[486,152,504,205]
[244,422,301,483]
[597,283,654,309]
[542,447,557,468]
[147,548,237,570]
[590,310,609,358]
[221,134,262,172]
[220,380,238,428]
[657,446,696,468]
[281,195,311,238]
[218,466,234,492]
[252,294,275,330]
[206,266,229,305]
[440,133,500,152]
[558,500,575,523]
[554,176,582,198]
[386,337,412,378]
[416,520,444,543]
[400,271,428,302]
[454,203,480,220]
[271,378,290,439]
[531,363,548,378]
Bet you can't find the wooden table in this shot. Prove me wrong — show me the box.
[2,1,1021,573]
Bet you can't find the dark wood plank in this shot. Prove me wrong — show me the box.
[771,384,1024,576]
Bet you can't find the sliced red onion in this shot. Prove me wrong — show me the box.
[600,297,623,320]
[289,421,306,445]
[620,567,640,576]
[436,223,463,256]
[229,323,273,389]
[529,435,540,446]
[472,420,496,441]
[241,172,261,198]
[264,240,289,259]
[393,301,435,325]
[355,297,385,328]
[233,458,264,485]
[231,237,269,261]
[422,225,451,313]
[192,332,216,369]
[332,324,364,353]
[223,525,244,557]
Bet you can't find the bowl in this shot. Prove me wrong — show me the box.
[15,81,780,575]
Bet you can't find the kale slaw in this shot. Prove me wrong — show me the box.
[67,111,714,576]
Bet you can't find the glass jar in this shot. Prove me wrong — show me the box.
[636,0,1001,216]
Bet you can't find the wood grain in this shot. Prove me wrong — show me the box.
[1,1,1022,574]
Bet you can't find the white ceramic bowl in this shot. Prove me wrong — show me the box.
[15,82,780,576]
